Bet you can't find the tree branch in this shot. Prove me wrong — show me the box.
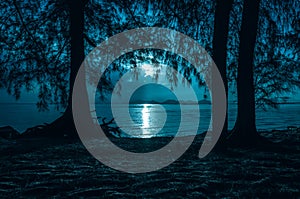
[83,33,97,48]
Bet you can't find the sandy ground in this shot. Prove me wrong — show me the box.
[0,130,299,198]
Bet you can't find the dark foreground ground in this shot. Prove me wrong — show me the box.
[0,129,300,198]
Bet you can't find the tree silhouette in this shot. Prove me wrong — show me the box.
[211,0,233,145]
[1,0,215,137]
[225,0,300,146]
[229,0,263,146]
[1,0,70,110]
[254,0,300,109]
[47,0,86,137]
[0,0,299,141]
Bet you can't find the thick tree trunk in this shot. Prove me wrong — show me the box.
[45,0,85,138]
[229,0,262,146]
[211,0,233,146]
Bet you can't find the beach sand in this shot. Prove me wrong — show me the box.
[0,130,299,198]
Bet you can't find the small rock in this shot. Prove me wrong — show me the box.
[0,126,20,139]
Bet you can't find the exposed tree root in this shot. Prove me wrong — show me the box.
[20,112,121,139]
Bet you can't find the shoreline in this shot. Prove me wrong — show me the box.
[0,127,299,156]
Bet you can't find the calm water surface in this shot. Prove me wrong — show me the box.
[0,103,299,137]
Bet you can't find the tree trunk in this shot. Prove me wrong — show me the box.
[45,0,85,138]
[229,0,262,146]
[211,0,233,146]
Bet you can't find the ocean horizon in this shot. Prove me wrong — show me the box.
[0,103,299,137]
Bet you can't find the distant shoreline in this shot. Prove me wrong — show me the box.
[1,102,300,105]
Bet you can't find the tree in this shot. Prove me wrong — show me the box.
[228,0,300,146]
[1,0,298,141]
[229,0,262,146]
[47,0,86,137]
[211,0,233,145]
[0,0,70,110]
[254,0,300,109]
[226,0,300,110]
[1,0,213,137]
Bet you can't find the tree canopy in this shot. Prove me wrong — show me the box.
[0,0,299,111]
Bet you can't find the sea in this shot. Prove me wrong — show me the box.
[0,103,299,138]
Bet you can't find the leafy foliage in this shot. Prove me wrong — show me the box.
[0,0,299,111]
